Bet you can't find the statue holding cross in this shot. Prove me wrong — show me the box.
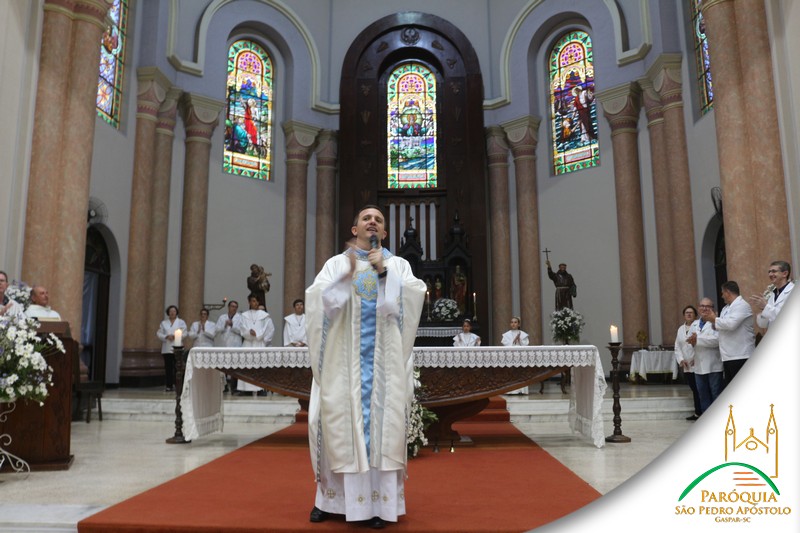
[543,249,576,310]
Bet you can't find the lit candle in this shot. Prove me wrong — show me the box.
[173,328,183,347]
[472,292,476,307]
[426,291,430,304]
[610,325,619,343]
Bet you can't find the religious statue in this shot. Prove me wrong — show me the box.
[247,264,271,308]
[450,265,468,315]
[546,259,576,310]
[434,276,443,301]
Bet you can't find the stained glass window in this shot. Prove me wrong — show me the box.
[387,63,438,188]
[548,31,599,175]
[96,0,128,128]
[223,40,273,181]
[690,0,714,113]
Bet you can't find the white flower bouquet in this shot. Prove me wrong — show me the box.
[549,307,585,344]
[5,280,31,310]
[431,298,459,322]
[407,368,437,458]
[0,314,65,405]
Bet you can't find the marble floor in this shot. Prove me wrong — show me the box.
[0,381,695,532]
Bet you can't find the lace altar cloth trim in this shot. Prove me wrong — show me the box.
[416,327,462,337]
[189,345,599,369]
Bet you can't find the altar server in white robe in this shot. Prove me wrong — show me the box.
[236,294,274,394]
[501,316,530,393]
[453,318,481,347]
[283,298,307,346]
[188,308,217,347]
[306,205,426,529]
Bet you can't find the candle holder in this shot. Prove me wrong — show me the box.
[605,342,630,443]
[166,344,191,444]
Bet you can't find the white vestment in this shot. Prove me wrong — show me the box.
[214,312,244,347]
[0,297,23,319]
[756,281,794,330]
[306,248,425,522]
[501,329,530,393]
[236,309,274,392]
[25,304,62,321]
[156,318,188,354]
[453,331,480,347]
[283,312,307,346]
[188,320,217,347]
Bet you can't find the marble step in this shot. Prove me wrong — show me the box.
[506,395,694,423]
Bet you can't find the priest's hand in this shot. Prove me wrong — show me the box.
[344,240,358,275]
[368,248,385,274]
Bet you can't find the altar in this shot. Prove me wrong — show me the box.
[180,345,606,448]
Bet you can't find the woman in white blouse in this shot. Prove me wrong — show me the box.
[453,318,481,347]
[674,305,701,421]
[157,305,187,392]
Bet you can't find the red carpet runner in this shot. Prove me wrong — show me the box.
[79,419,599,532]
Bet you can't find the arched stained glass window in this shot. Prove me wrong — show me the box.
[96,0,129,128]
[223,40,273,181]
[690,0,714,113]
[387,63,438,188]
[548,30,599,175]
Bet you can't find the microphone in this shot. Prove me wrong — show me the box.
[369,234,379,270]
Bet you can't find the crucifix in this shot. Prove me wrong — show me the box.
[542,248,551,263]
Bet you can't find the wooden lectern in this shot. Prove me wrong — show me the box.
[0,321,76,471]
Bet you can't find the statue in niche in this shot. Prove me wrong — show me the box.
[247,264,271,308]
[450,265,468,315]
[434,276,443,301]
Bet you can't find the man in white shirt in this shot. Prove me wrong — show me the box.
[283,298,307,346]
[215,300,244,391]
[702,281,755,385]
[0,271,23,318]
[188,308,216,347]
[25,285,62,320]
[749,260,794,332]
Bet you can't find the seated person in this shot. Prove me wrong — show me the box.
[453,318,481,347]
[25,285,62,320]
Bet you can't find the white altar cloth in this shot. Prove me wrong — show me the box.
[181,345,606,447]
[629,350,679,381]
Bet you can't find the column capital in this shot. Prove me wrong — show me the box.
[646,54,683,108]
[283,121,321,162]
[597,82,642,135]
[485,126,509,165]
[156,87,183,136]
[315,130,338,166]
[701,0,733,13]
[638,78,664,127]
[136,67,173,120]
[180,93,225,143]
[500,115,541,159]
[74,0,114,29]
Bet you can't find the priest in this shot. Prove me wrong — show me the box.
[25,285,62,320]
[305,205,426,529]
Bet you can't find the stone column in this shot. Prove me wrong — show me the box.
[23,1,75,287]
[122,68,171,361]
[23,0,112,335]
[282,121,319,314]
[701,0,758,296]
[177,94,224,321]
[485,126,513,343]
[734,0,791,268]
[597,83,649,346]
[502,116,543,345]
[639,79,678,344]
[146,87,182,351]
[314,130,338,273]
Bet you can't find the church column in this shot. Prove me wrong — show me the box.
[502,116,543,345]
[122,68,170,363]
[23,0,76,287]
[700,0,759,296]
[282,121,319,315]
[597,83,649,346]
[485,126,513,343]
[146,87,182,352]
[734,0,791,268]
[639,79,678,345]
[23,0,112,335]
[177,94,224,321]
[314,130,338,273]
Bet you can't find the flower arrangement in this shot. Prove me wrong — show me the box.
[549,307,585,344]
[407,368,437,458]
[0,314,64,405]
[5,280,31,310]
[431,298,459,322]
